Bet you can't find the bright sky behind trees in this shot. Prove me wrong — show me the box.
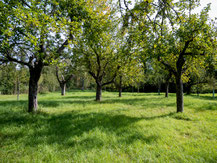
[194,0,217,19]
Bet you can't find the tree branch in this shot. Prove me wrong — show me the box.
[56,34,73,55]
[102,65,121,86]
[160,59,176,76]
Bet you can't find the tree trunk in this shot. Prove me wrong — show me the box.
[61,83,66,96]
[158,82,161,95]
[176,76,184,113]
[197,79,199,96]
[165,82,169,98]
[186,83,192,95]
[17,77,20,101]
[81,78,85,91]
[119,76,122,97]
[213,88,215,98]
[28,67,42,112]
[96,84,102,101]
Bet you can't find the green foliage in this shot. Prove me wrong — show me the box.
[0,91,217,162]
[39,66,59,93]
[0,63,28,94]
[74,0,121,87]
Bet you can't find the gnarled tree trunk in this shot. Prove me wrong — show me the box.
[28,66,42,112]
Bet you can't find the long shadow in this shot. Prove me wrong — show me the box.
[188,94,217,101]
[62,95,95,99]
[194,103,217,111]
[0,108,175,150]
[37,97,175,109]
[0,93,175,109]
[0,100,28,110]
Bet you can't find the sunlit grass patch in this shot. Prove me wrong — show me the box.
[0,91,216,162]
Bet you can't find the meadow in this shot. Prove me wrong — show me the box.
[0,91,217,162]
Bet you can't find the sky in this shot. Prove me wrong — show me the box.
[194,0,217,19]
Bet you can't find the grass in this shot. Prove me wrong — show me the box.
[0,91,217,162]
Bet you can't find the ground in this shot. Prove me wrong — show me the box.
[0,91,217,162]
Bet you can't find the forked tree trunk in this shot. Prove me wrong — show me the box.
[61,83,66,96]
[176,76,184,113]
[119,76,122,97]
[96,84,102,101]
[28,67,42,112]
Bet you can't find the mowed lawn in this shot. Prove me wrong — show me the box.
[0,91,217,162]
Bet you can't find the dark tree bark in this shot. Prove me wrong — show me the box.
[175,75,184,112]
[28,65,43,112]
[165,72,171,98]
[96,83,102,101]
[119,76,122,97]
[158,82,161,95]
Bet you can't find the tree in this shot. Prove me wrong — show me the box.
[75,1,121,101]
[115,58,144,97]
[56,59,74,96]
[0,0,88,112]
[155,2,216,112]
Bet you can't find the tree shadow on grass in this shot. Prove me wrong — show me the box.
[61,95,95,99]
[194,103,217,112]
[0,107,175,151]
[37,97,176,110]
[188,94,217,101]
[0,93,175,109]
[0,100,28,112]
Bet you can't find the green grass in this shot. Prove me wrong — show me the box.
[0,91,217,162]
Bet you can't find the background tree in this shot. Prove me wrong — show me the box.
[56,59,74,96]
[76,1,121,101]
